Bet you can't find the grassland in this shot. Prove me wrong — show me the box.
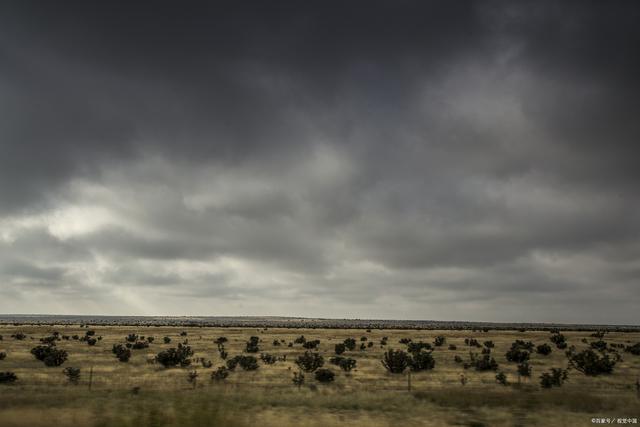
[1,324,639,426]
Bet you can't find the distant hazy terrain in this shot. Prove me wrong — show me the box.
[1,315,639,331]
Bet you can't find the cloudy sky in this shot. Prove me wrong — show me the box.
[1,1,639,323]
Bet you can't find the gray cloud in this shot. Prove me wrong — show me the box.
[0,1,638,323]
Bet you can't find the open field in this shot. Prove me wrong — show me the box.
[1,323,639,427]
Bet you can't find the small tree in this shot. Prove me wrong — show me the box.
[409,351,435,372]
[334,343,346,355]
[343,338,356,351]
[0,372,17,384]
[260,353,277,364]
[566,348,615,376]
[63,367,81,384]
[495,372,508,386]
[292,371,305,389]
[315,368,335,383]
[536,344,552,355]
[540,368,568,388]
[211,366,229,381]
[295,352,324,372]
[245,336,260,353]
[31,346,68,367]
[155,344,193,368]
[382,349,409,374]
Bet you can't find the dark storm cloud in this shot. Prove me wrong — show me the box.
[0,1,639,322]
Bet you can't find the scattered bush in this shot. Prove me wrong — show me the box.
[112,344,131,362]
[536,344,552,355]
[201,359,212,368]
[0,372,17,384]
[464,338,481,347]
[467,352,499,371]
[260,353,277,365]
[187,370,198,386]
[336,357,357,372]
[155,344,193,367]
[294,336,306,344]
[292,371,305,388]
[517,362,532,377]
[540,368,568,388]
[0,352,6,360]
[163,336,171,344]
[590,340,608,352]
[303,339,320,350]
[63,367,81,384]
[454,355,463,364]
[31,345,68,367]
[211,366,229,381]
[296,352,324,372]
[245,336,260,353]
[272,340,281,346]
[495,372,508,385]
[448,344,457,351]
[214,337,228,345]
[344,338,357,351]
[505,341,531,363]
[566,348,615,376]
[434,336,446,346]
[86,338,97,346]
[550,333,567,349]
[399,338,412,345]
[12,333,26,340]
[238,355,259,371]
[625,343,640,355]
[409,351,436,372]
[314,368,335,383]
[381,349,410,374]
[334,343,346,355]
[125,334,138,343]
[407,341,432,354]
[131,341,149,350]
[483,341,495,349]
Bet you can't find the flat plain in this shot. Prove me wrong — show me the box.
[0,322,639,427]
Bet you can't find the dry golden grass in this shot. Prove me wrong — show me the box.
[0,325,639,426]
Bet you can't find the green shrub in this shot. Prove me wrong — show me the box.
[163,336,171,344]
[155,344,193,367]
[314,368,335,383]
[295,352,324,372]
[30,345,68,366]
[407,341,432,354]
[0,372,17,384]
[62,367,81,384]
[211,366,229,381]
[112,344,131,362]
[536,344,552,355]
[495,372,508,385]
[540,368,568,388]
[409,351,435,372]
[566,348,615,375]
[238,355,259,371]
[381,349,409,374]
[625,343,640,355]
[434,336,446,346]
[343,338,356,351]
[517,362,532,377]
[334,343,346,355]
[303,339,320,350]
[245,336,260,353]
[260,353,277,364]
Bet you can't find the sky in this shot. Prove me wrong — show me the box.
[0,1,639,324]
